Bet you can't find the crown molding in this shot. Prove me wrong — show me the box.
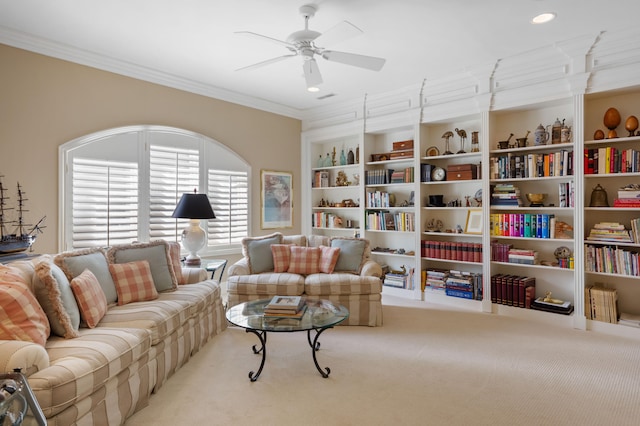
[0,26,304,120]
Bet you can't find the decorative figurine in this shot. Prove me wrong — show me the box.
[543,291,564,305]
[331,147,337,166]
[442,131,454,155]
[455,128,467,154]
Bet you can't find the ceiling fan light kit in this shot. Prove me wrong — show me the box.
[235,4,386,92]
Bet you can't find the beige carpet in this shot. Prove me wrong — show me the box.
[126,294,640,426]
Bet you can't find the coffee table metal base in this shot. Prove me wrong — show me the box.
[245,327,333,382]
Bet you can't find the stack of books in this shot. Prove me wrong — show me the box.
[507,248,539,265]
[490,184,522,206]
[586,222,632,243]
[445,270,482,300]
[531,297,574,315]
[263,295,307,319]
[424,269,448,293]
[614,184,640,207]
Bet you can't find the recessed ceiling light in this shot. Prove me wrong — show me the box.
[307,86,320,93]
[531,12,556,24]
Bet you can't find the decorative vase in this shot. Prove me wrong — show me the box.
[340,149,347,165]
[625,115,639,137]
[603,107,621,130]
[347,149,355,164]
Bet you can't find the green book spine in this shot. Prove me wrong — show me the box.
[524,214,532,238]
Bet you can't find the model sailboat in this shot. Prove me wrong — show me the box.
[0,178,45,254]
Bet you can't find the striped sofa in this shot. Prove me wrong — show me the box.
[227,234,383,326]
[0,249,226,426]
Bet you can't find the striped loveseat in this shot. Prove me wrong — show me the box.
[0,242,226,425]
[227,234,383,326]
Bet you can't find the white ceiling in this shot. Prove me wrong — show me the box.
[1,0,639,118]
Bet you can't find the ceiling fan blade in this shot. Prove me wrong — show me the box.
[321,50,386,71]
[235,31,295,50]
[314,21,362,47]
[303,59,323,88]
[235,54,296,72]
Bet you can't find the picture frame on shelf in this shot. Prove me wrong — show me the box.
[465,209,483,234]
[261,169,293,229]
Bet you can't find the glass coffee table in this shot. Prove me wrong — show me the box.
[226,298,349,381]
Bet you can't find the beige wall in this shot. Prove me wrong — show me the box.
[0,44,302,255]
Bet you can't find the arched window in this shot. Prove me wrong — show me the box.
[59,125,250,255]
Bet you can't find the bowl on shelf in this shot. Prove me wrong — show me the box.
[526,193,547,207]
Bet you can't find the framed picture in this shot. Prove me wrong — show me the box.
[465,209,483,234]
[261,170,293,229]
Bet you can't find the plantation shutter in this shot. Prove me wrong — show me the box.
[149,145,199,241]
[208,170,248,245]
[71,157,138,248]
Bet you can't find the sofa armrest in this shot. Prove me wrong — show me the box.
[181,267,208,284]
[228,258,250,277]
[0,341,50,377]
[360,260,382,278]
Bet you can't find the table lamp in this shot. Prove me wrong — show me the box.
[171,190,215,266]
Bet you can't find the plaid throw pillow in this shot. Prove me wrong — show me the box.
[318,245,341,273]
[271,244,292,272]
[167,241,185,285]
[287,246,320,275]
[0,265,50,346]
[109,260,159,305]
[70,269,108,328]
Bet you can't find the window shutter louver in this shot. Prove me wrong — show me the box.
[72,158,138,248]
[149,145,199,241]
[208,170,248,245]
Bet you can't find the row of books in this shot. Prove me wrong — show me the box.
[420,240,482,263]
[585,285,618,323]
[631,218,640,243]
[490,150,573,179]
[586,222,632,243]
[584,147,640,175]
[423,269,482,300]
[365,167,414,185]
[585,244,640,277]
[311,212,342,228]
[490,274,536,308]
[489,213,559,239]
[366,190,394,208]
[365,210,415,231]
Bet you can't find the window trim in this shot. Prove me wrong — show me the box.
[59,125,251,255]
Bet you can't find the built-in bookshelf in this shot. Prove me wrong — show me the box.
[300,42,640,338]
[583,89,640,335]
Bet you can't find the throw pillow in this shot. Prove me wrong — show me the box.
[287,246,320,275]
[271,244,292,273]
[167,241,185,285]
[34,260,81,339]
[241,233,283,273]
[318,245,341,274]
[70,269,108,328]
[0,266,50,346]
[330,237,369,274]
[109,260,159,305]
[54,248,118,304]
[107,241,177,293]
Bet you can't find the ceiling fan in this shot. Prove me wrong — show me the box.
[235,4,386,92]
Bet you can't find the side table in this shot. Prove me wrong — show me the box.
[205,259,227,281]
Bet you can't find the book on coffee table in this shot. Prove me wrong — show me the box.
[265,295,305,312]
[264,305,307,319]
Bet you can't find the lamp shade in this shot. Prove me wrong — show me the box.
[171,193,216,219]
